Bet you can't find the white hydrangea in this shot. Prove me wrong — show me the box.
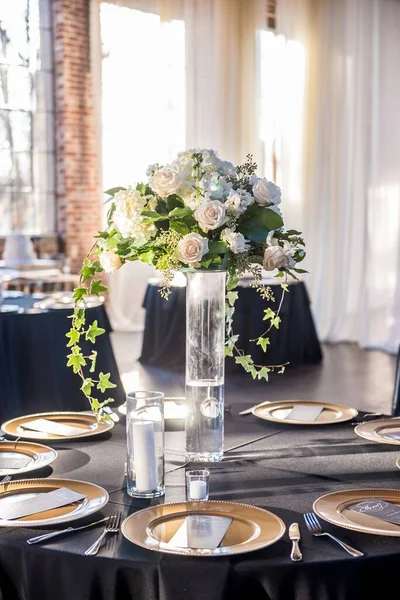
[224,188,254,215]
[221,228,250,254]
[112,188,156,245]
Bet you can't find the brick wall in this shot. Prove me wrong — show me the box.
[53,0,101,272]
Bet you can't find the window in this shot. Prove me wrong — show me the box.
[0,0,54,234]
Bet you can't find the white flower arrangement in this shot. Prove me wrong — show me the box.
[67,150,306,417]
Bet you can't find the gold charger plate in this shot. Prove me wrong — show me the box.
[354,417,400,446]
[121,500,285,556]
[252,401,358,425]
[314,488,400,536]
[0,477,109,527]
[0,441,57,476]
[1,411,114,441]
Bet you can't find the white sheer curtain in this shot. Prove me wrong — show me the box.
[273,0,400,353]
[93,0,264,330]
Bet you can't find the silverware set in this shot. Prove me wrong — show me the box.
[303,512,364,557]
[85,512,122,556]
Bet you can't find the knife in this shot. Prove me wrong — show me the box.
[26,517,108,545]
[289,522,302,561]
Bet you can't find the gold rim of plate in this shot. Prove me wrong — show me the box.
[1,411,114,441]
[0,441,57,476]
[314,488,400,536]
[0,477,109,527]
[252,401,358,425]
[354,418,400,446]
[121,500,286,557]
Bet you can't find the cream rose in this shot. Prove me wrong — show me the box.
[252,178,281,206]
[263,245,290,271]
[99,250,122,273]
[176,233,209,265]
[195,200,226,232]
[149,167,181,197]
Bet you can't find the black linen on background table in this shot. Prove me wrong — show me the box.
[1,406,400,600]
[140,282,323,372]
[0,296,125,421]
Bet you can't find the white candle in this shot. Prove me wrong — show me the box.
[190,479,207,500]
[132,420,157,491]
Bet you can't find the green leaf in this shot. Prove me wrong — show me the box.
[257,367,270,381]
[226,291,238,306]
[104,186,126,196]
[225,345,233,357]
[66,347,86,374]
[89,350,97,373]
[97,372,117,393]
[90,280,108,296]
[141,210,166,221]
[239,222,270,244]
[281,283,289,292]
[139,251,156,265]
[271,316,281,329]
[293,268,308,274]
[79,258,96,283]
[256,337,270,352]
[167,195,185,211]
[85,320,106,343]
[235,355,253,369]
[249,366,258,379]
[263,307,275,321]
[285,229,302,235]
[81,378,94,397]
[66,328,80,347]
[244,205,284,230]
[73,287,87,302]
[227,275,239,291]
[208,240,227,254]
[170,220,190,235]
[199,257,214,268]
[168,207,192,219]
[102,236,119,251]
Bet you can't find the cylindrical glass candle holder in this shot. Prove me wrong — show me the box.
[126,391,165,498]
[186,469,209,501]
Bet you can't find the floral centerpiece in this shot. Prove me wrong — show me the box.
[67,149,306,425]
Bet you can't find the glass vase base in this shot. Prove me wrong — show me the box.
[127,486,165,499]
[186,451,223,463]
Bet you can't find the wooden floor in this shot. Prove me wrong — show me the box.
[111,332,397,415]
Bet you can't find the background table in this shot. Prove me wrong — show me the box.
[0,295,125,421]
[140,281,322,372]
[1,406,400,600]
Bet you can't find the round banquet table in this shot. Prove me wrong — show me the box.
[140,280,322,372]
[0,295,125,422]
[1,405,400,600]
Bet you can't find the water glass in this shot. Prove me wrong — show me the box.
[186,469,209,501]
[126,391,165,498]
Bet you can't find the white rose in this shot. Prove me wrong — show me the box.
[99,250,122,273]
[112,189,147,238]
[176,233,209,265]
[195,200,226,232]
[263,245,290,271]
[221,228,249,254]
[252,178,281,205]
[149,167,181,197]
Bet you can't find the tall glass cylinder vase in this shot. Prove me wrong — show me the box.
[185,270,226,463]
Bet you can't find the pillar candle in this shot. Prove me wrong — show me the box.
[132,420,157,491]
[189,479,207,500]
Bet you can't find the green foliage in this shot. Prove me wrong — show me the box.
[168,207,193,219]
[66,347,86,374]
[85,320,106,343]
[97,372,117,393]
[66,328,80,347]
[170,220,190,235]
[90,280,108,296]
[257,337,270,352]
[104,186,126,196]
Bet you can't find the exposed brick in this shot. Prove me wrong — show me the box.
[53,0,101,272]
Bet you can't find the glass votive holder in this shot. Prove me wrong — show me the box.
[126,391,165,498]
[186,469,209,501]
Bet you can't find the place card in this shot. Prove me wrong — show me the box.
[350,498,400,525]
[168,515,232,549]
[21,418,92,437]
[0,454,32,470]
[285,404,324,422]
[0,487,86,520]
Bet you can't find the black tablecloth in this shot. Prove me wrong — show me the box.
[0,296,125,421]
[1,407,400,600]
[140,282,322,372]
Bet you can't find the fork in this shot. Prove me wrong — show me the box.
[304,513,364,557]
[84,512,122,556]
